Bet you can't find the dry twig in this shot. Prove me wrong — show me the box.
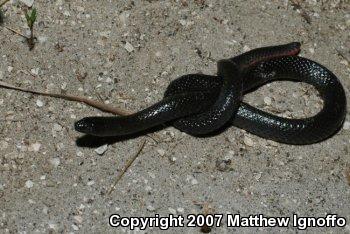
[3,25,29,39]
[107,139,147,195]
[0,81,131,116]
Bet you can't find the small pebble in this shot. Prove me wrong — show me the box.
[119,11,130,26]
[48,222,58,231]
[7,66,13,73]
[156,149,165,156]
[177,207,184,213]
[28,142,41,152]
[20,0,34,7]
[292,92,300,98]
[25,180,34,188]
[266,140,279,147]
[72,224,79,231]
[53,123,63,132]
[254,172,262,181]
[179,19,187,26]
[76,6,85,12]
[73,215,83,224]
[191,178,198,185]
[155,51,162,57]
[94,144,108,155]
[124,42,134,52]
[99,31,110,38]
[243,45,250,52]
[38,36,47,43]
[56,142,64,151]
[42,206,49,214]
[87,180,95,186]
[168,207,177,214]
[340,60,349,66]
[216,159,232,172]
[30,68,40,76]
[0,140,9,150]
[36,99,44,107]
[148,172,156,179]
[61,82,67,90]
[147,205,156,211]
[264,97,272,105]
[244,135,254,147]
[225,150,235,160]
[49,158,60,168]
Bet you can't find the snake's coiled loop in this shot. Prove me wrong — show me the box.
[75,42,346,145]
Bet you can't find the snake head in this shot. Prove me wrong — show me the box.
[75,117,105,136]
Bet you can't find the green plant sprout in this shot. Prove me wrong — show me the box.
[25,8,36,29]
[0,0,38,50]
[25,8,37,50]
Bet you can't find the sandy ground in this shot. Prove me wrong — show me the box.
[0,0,350,233]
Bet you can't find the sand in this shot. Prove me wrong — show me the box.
[0,0,349,233]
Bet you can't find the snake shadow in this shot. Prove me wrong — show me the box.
[75,125,165,148]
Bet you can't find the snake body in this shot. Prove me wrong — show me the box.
[75,42,346,145]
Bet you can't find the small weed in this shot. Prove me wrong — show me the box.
[25,8,37,50]
[1,1,38,50]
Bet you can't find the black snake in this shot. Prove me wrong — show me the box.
[75,42,346,145]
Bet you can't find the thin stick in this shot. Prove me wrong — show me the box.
[0,0,10,7]
[107,139,147,195]
[0,81,163,142]
[3,26,29,39]
[0,81,131,116]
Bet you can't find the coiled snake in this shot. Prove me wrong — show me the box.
[75,42,346,145]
